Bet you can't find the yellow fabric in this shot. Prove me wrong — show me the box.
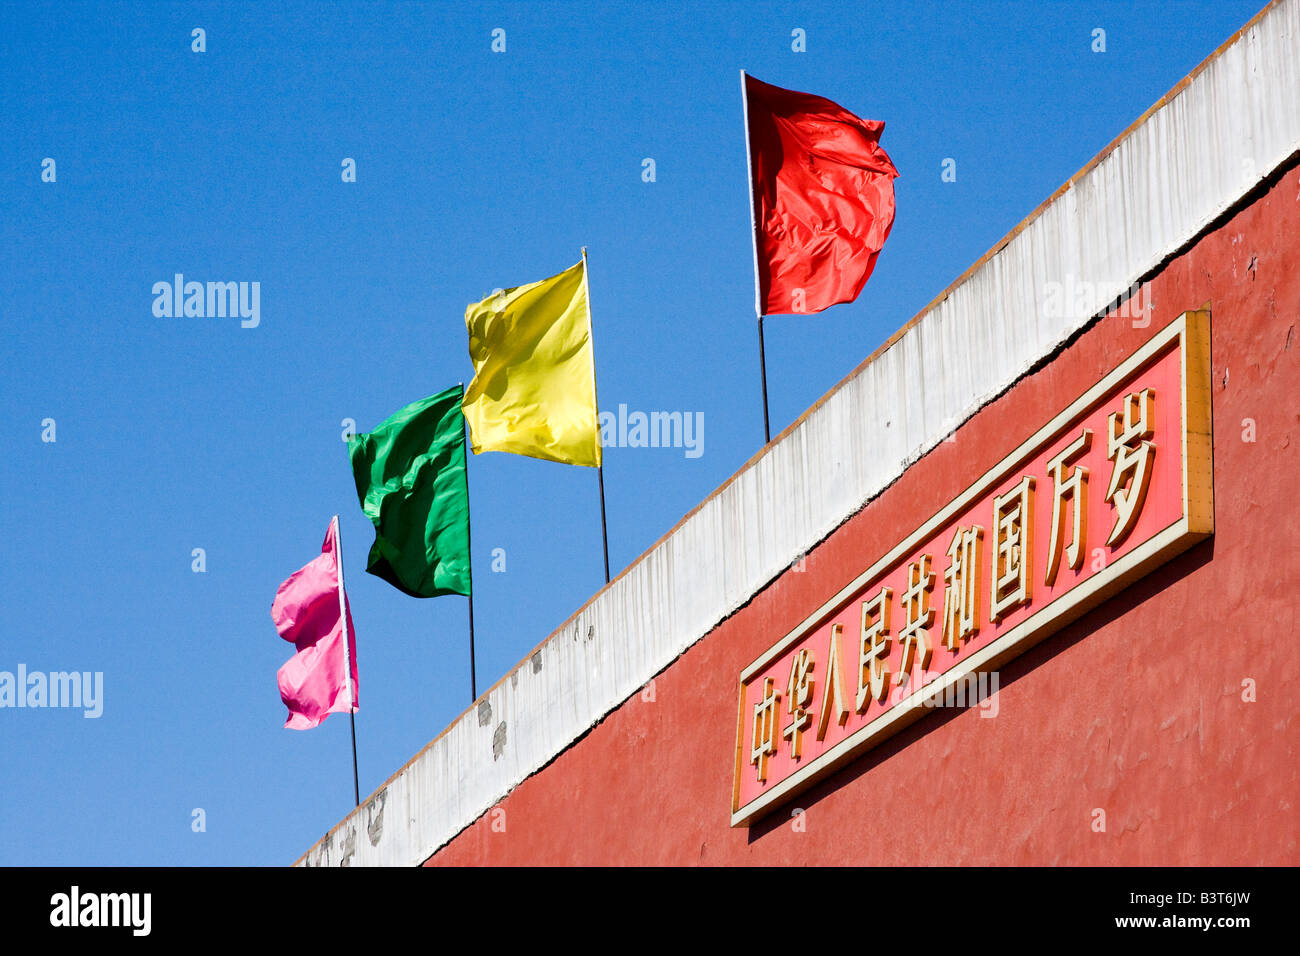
[462,258,602,467]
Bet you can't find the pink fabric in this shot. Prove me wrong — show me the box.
[272,517,359,730]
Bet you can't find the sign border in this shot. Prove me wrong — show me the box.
[731,309,1214,827]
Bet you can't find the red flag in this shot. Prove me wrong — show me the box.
[271,516,359,730]
[744,73,899,316]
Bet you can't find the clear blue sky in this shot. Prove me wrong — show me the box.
[0,0,1264,865]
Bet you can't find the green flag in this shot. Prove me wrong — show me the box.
[347,385,472,598]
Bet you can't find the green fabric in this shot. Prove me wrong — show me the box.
[347,385,472,598]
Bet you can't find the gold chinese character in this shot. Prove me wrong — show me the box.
[856,586,892,712]
[750,677,781,783]
[782,648,815,760]
[1045,429,1092,586]
[942,525,983,650]
[991,476,1035,622]
[898,555,936,685]
[816,624,850,740]
[1105,388,1156,547]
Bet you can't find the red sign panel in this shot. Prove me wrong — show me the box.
[732,311,1213,826]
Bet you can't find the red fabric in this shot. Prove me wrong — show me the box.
[745,74,898,316]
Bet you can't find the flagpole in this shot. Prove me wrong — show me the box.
[757,317,770,443]
[581,247,612,584]
[597,463,610,583]
[332,514,361,808]
[741,69,771,444]
[461,388,478,702]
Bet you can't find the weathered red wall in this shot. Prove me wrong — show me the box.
[428,163,1300,866]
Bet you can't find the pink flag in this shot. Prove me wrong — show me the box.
[271,516,359,730]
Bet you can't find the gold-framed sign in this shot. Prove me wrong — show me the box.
[732,309,1213,827]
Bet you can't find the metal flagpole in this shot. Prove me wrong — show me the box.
[597,464,610,583]
[461,385,478,702]
[757,317,771,443]
[581,247,611,584]
[332,514,361,808]
[741,69,771,444]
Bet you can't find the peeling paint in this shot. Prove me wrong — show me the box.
[492,721,507,761]
[339,827,356,867]
[366,789,387,847]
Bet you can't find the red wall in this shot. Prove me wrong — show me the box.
[428,164,1300,866]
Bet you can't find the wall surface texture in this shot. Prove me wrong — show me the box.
[300,0,1299,867]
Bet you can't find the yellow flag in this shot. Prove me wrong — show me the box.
[462,257,602,467]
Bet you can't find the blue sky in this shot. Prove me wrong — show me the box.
[0,0,1264,865]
